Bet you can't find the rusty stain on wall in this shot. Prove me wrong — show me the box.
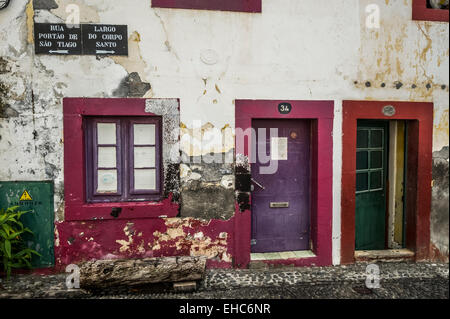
[26,0,34,44]
[434,107,450,152]
[153,10,180,62]
[356,2,447,103]
[435,109,449,139]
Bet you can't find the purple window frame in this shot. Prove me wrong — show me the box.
[85,116,163,203]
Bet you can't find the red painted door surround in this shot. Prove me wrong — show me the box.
[341,101,433,264]
[412,0,449,22]
[235,100,333,268]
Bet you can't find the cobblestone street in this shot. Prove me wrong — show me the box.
[0,262,448,299]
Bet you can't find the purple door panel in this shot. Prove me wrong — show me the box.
[251,119,311,253]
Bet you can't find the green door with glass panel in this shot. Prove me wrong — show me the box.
[355,121,389,250]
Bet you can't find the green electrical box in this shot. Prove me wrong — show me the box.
[0,181,55,268]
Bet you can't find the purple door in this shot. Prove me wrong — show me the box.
[251,119,311,253]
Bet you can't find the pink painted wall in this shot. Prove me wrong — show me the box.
[54,217,235,269]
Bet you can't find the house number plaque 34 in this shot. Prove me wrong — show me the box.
[278,102,292,114]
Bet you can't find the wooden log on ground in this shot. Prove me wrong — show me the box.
[79,256,206,290]
[173,281,197,292]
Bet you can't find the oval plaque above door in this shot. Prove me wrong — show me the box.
[278,102,292,114]
[382,105,396,117]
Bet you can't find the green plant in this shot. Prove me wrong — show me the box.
[0,206,41,280]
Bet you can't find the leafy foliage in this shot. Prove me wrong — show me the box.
[0,206,41,280]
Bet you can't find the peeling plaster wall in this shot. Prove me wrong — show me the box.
[0,0,448,266]
[54,217,233,269]
[431,147,449,261]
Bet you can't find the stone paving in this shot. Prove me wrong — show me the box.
[0,262,448,299]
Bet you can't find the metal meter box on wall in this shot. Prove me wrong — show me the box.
[0,181,55,268]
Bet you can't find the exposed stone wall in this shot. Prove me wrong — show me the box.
[145,98,181,203]
[180,152,235,220]
[33,0,58,11]
[431,147,449,261]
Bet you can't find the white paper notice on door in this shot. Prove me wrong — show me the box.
[271,137,288,160]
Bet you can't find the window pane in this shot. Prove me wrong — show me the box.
[98,147,116,168]
[356,151,368,170]
[134,124,155,145]
[370,130,383,148]
[97,170,117,193]
[356,172,369,192]
[370,151,383,169]
[134,146,155,168]
[134,169,156,190]
[357,130,369,149]
[97,123,116,144]
[370,171,382,190]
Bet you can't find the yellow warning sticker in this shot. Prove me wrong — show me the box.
[19,190,33,201]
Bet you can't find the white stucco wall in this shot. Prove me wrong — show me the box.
[0,0,448,263]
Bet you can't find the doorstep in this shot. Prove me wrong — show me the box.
[355,249,415,263]
[251,250,316,261]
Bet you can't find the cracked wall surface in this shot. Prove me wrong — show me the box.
[0,0,448,265]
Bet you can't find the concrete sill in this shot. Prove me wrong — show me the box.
[355,249,415,262]
[251,250,316,261]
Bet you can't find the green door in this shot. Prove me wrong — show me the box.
[0,181,55,268]
[355,121,389,250]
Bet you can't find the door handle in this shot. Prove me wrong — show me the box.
[251,178,265,190]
